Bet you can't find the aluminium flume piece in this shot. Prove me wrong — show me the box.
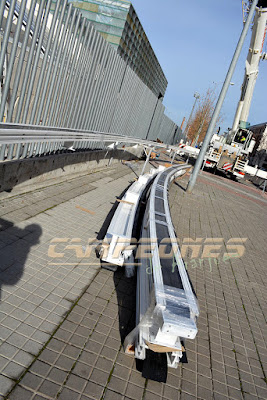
[100,165,166,275]
[124,164,199,369]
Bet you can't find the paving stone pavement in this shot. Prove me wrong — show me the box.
[0,160,267,400]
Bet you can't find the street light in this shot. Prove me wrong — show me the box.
[184,92,200,139]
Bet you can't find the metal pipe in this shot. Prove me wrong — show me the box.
[42,4,72,125]
[66,25,95,128]
[35,0,68,125]
[94,51,116,131]
[74,32,103,129]
[47,7,77,126]
[15,0,45,122]
[58,17,86,126]
[187,0,258,193]
[140,147,153,176]
[107,61,128,132]
[51,10,81,126]
[63,22,92,127]
[0,0,16,84]
[102,57,124,132]
[7,143,14,160]
[90,47,113,130]
[22,0,53,123]
[30,0,62,125]
[7,0,37,122]
[80,34,107,129]
[83,40,109,130]
[103,56,124,131]
[184,92,200,138]
[0,0,27,120]
[0,1,6,29]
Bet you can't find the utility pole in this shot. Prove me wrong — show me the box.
[186,0,258,193]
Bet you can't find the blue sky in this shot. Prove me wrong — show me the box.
[131,0,267,133]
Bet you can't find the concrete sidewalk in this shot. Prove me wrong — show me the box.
[0,161,266,400]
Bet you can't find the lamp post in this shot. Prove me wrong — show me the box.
[184,92,200,140]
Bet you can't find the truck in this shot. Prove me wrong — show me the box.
[203,0,267,179]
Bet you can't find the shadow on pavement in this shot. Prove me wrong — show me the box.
[0,218,42,301]
[96,182,134,241]
[173,180,187,192]
[113,268,137,344]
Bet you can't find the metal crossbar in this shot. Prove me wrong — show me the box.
[0,123,180,162]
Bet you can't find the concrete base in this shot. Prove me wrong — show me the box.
[0,145,144,194]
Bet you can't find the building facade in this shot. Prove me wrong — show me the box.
[62,0,168,98]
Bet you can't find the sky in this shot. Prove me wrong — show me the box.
[131,0,267,134]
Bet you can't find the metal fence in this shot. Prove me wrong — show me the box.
[0,0,179,162]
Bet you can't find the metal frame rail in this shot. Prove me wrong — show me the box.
[0,123,177,162]
[125,164,199,368]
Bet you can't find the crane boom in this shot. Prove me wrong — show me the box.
[232,1,267,132]
[201,1,267,181]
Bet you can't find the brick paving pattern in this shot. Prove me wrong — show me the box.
[0,159,266,400]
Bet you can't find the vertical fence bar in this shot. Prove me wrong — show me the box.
[0,1,6,29]
[98,54,119,132]
[100,56,121,132]
[15,0,45,122]
[52,12,81,126]
[71,31,102,128]
[76,34,106,129]
[35,0,68,125]
[63,22,93,127]
[57,17,86,126]
[90,47,112,130]
[104,58,125,132]
[30,0,62,125]
[7,0,37,123]
[21,0,53,123]
[42,4,73,125]
[0,0,27,120]
[94,51,116,131]
[108,61,128,133]
[83,42,110,130]
[66,25,95,127]
[48,8,78,126]
[0,0,16,84]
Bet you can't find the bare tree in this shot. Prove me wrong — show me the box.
[187,87,223,145]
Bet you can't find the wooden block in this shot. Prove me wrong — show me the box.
[124,343,135,355]
[145,340,185,353]
[75,205,95,215]
[116,199,135,206]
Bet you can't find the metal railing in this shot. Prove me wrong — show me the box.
[0,123,180,161]
[0,0,179,162]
